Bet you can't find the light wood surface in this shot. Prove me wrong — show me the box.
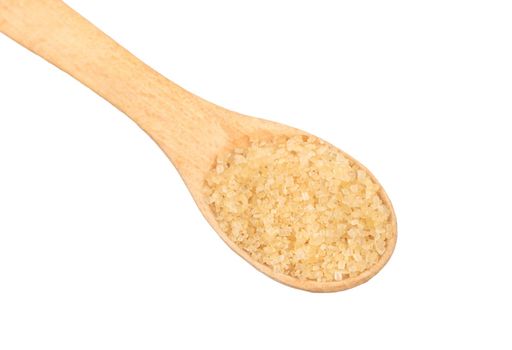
[0,0,397,292]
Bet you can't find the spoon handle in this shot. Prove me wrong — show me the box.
[0,0,216,163]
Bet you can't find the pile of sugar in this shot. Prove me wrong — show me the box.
[205,135,392,282]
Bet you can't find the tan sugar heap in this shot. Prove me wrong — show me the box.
[205,135,393,282]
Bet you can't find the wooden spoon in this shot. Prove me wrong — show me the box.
[0,0,397,292]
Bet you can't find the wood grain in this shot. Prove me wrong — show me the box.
[0,0,397,292]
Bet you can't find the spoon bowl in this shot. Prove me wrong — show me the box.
[182,115,397,292]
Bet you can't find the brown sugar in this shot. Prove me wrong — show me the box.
[205,135,393,282]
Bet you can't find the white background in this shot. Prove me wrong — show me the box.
[1,0,511,349]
